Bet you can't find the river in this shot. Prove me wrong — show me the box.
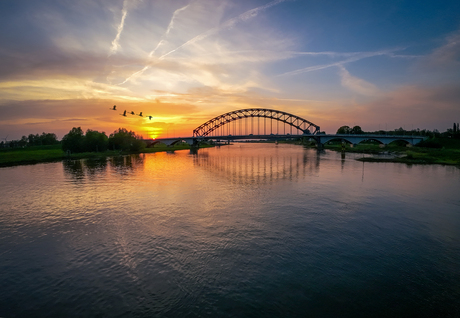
[1,143,459,317]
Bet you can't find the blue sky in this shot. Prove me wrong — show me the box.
[0,0,459,139]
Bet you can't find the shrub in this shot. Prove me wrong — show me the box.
[62,127,85,153]
[84,130,109,152]
[416,139,442,149]
[108,128,146,152]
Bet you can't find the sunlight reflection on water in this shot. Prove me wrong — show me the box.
[0,143,459,317]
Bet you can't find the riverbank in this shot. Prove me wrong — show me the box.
[2,140,459,167]
[324,140,460,166]
[0,144,213,168]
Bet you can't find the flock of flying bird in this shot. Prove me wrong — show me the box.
[110,105,154,120]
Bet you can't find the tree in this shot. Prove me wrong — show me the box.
[40,132,59,145]
[336,126,351,134]
[84,130,108,152]
[28,133,40,146]
[108,128,145,152]
[62,127,85,153]
[351,126,364,134]
[18,136,28,147]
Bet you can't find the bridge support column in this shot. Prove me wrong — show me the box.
[191,138,200,149]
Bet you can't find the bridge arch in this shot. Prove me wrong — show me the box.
[314,134,425,146]
[322,137,385,145]
[193,108,320,137]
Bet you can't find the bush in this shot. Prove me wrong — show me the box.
[416,139,442,149]
[62,127,85,153]
[84,130,109,152]
[108,128,145,152]
[62,128,110,153]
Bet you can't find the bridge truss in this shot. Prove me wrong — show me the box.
[193,108,320,137]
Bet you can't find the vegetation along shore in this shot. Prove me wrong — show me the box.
[1,125,459,167]
[0,127,210,168]
[322,125,460,166]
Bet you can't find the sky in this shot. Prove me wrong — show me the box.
[0,0,459,140]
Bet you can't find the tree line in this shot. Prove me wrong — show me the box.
[1,132,59,148]
[61,127,145,153]
[1,127,146,153]
[2,123,458,150]
[336,123,460,139]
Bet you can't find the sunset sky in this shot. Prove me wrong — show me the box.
[1,0,459,139]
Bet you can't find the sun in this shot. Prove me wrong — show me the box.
[145,127,163,140]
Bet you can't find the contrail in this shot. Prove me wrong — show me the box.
[120,65,150,85]
[119,3,191,85]
[149,4,191,57]
[277,47,421,77]
[120,0,290,84]
[109,0,130,56]
[277,50,394,77]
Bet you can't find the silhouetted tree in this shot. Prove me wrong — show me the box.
[28,133,40,146]
[26,132,58,146]
[40,132,59,145]
[108,128,145,152]
[351,126,364,134]
[62,127,85,153]
[84,130,109,152]
[336,126,351,134]
[18,136,28,147]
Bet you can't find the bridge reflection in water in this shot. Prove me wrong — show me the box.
[192,144,320,185]
[62,145,321,186]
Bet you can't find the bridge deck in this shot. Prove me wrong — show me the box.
[144,134,426,146]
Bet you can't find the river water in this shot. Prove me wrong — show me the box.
[1,143,459,317]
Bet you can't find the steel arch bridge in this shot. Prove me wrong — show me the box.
[192,108,320,137]
[144,108,426,147]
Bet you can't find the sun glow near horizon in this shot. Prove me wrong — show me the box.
[0,0,459,140]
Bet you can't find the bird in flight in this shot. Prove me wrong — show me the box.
[112,106,153,121]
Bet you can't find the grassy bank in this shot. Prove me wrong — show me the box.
[0,143,213,168]
[324,138,460,166]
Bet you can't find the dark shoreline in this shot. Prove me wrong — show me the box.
[1,142,459,168]
[323,144,460,166]
[0,144,214,168]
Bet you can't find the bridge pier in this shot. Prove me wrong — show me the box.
[313,134,426,147]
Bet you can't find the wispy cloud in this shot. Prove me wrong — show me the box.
[120,0,290,84]
[337,65,380,96]
[159,0,289,59]
[109,0,130,56]
[420,29,460,69]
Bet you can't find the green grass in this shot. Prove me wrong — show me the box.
[0,143,215,167]
[324,140,460,166]
[0,145,65,166]
[325,143,403,154]
[3,139,458,167]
